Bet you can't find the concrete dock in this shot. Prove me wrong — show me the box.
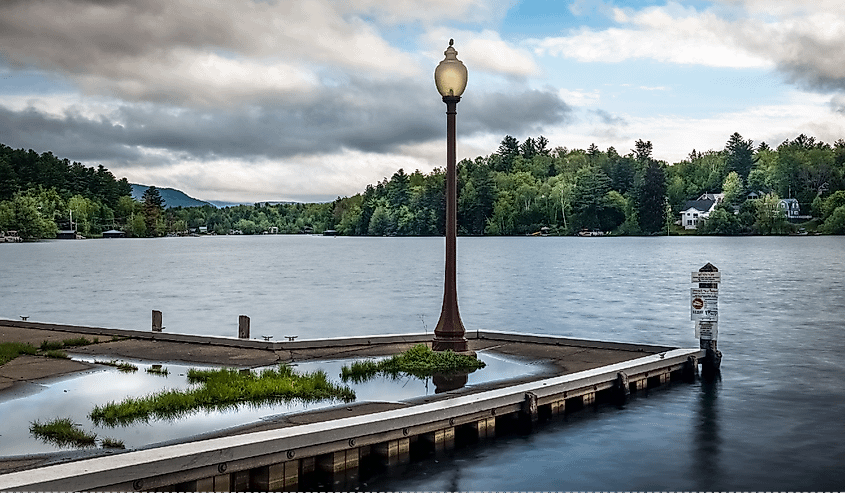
[0,320,704,491]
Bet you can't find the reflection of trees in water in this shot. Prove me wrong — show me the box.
[433,372,469,393]
[693,375,722,490]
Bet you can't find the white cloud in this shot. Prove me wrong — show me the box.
[423,29,539,78]
[115,148,437,203]
[338,0,515,25]
[535,1,845,93]
[542,90,844,163]
[558,88,602,107]
[533,4,772,69]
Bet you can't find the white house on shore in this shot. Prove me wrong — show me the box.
[680,193,724,230]
[778,198,801,218]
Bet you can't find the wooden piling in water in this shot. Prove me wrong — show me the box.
[238,315,250,339]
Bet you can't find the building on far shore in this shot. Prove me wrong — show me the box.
[680,193,724,230]
[102,229,126,238]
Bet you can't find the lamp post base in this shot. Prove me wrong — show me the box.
[432,336,469,353]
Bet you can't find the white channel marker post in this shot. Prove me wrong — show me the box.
[692,263,721,375]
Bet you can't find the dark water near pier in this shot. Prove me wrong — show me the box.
[2,235,844,490]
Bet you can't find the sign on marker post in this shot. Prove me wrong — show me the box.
[691,267,720,342]
[695,320,718,340]
[691,271,721,283]
[690,288,718,321]
[693,263,721,372]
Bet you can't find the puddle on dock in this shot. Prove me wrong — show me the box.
[0,351,547,457]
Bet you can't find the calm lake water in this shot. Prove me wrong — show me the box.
[2,235,844,490]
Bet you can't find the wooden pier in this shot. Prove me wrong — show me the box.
[0,321,704,491]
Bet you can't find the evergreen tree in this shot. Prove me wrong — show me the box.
[142,186,165,236]
[633,139,653,162]
[725,132,757,180]
[497,135,520,172]
[635,159,668,234]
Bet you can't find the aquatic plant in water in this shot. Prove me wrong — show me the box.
[90,364,355,426]
[94,359,138,372]
[340,344,485,383]
[30,418,97,448]
[145,365,169,376]
[100,437,125,449]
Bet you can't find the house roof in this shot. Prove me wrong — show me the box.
[697,193,724,202]
[682,199,715,212]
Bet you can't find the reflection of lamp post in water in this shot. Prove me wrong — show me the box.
[432,40,468,353]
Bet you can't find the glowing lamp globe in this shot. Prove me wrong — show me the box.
[434,39,467,98]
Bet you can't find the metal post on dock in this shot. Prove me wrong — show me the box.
[238,315,250,339]
[692,263,721,376]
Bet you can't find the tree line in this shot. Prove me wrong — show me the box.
[3,132,845,240]
[0,144,133,239]
[160,132,845,236]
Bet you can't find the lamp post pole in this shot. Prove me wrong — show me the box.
[432,40,468,352]
[432,94,467,352]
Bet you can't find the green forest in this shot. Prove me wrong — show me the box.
[3,132,845,240]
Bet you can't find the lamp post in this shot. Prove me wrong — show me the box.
[432,39,469,353]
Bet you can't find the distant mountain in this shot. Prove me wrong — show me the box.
[130,184,216,209]
[207,200,250,208]
[208,200,299,208]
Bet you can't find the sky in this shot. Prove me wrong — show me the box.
[1,0,844,203]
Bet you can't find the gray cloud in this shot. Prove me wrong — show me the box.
[724,9,845,93]
[460,89,573,135]
[0,0,573,180]
[0,83,571,167]
[0,106,143,164]
[591,109,626,126]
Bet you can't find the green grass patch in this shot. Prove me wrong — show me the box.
[40,337,95,352]
[0,342,37,366]
[61,337,93,347]
[100,437,125,449]
[43,350,69,359]
[94,360,138,372]
[145,365,169,376]
[29,418,97,448]
[340,344,486,383]
[90,365,356,426]
[39,340,63,351]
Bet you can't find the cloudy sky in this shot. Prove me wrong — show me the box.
[1,0,844,203]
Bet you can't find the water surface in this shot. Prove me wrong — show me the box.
[2,236,844,489]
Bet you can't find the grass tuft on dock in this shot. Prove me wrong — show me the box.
[42,350,69,359]
[90,365,355,426]
[340,344,485,383]
[30,418,97,448]
[61,337,96,347]
[0,342,37,366]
